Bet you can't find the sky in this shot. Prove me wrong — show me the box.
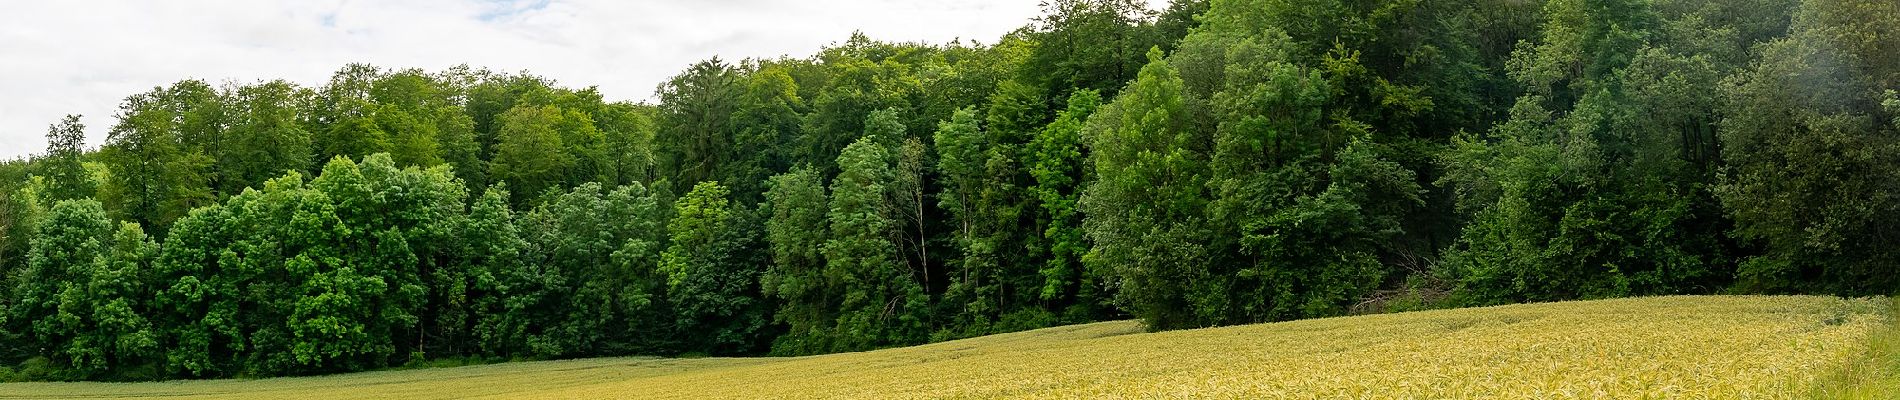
[0,0,1168,159]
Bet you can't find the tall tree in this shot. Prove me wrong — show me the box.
[1080,48,1207,330]
[1028,90,1102,316]
[934,108,986,277]
[339,154,467,360]
[220,81,313,195]
[660,181,768,354]
[825,135,927,350]
[761,167,831,355]
[657,59,742,186]
[39,115,95,202]
[727,65,806,204]
[889,137,932,298]
[311,64,391,163]
[43,221,161,380]
[99,83,218,233]
[458,184,534,357]
[8,200,115,379]
[937,101,1046,336]
[150,197,243,377]
[489,105,573,204]
[597,103,658,187]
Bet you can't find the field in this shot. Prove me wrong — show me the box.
[1,295,1892,399]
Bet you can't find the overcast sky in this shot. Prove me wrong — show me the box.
[0,0,1167,159]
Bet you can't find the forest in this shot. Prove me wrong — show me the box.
[0,0,1896,381]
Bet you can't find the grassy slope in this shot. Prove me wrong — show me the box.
[0,295,1889,399]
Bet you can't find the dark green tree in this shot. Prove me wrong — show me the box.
[799,48,916,174]
[1441,0,1732,304]
[1023,0,1157,104]
[661,181,768,354]
[657,59,741,187]
[463,184,542,357]
[150,199,244,377]
[1716,0,1900,294]
[1080,48,1208,330]
[220,81,313,195]
[518,182,668,356]
[725,65,806,203]
[825,135,927,350]
[761,167,831,355]
[311,64,391,163]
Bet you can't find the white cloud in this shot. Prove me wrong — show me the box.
[0,0,1168,159]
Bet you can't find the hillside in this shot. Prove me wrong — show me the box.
[1,295,1891,399]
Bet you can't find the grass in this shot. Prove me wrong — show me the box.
[0,295,1891,399]
[1813,297,1900,399]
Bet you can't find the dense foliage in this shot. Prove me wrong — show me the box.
[1,0,1894,380]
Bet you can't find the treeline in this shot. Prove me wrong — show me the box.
[2,0,1897,381]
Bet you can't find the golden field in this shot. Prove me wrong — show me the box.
[1,295,1892,399]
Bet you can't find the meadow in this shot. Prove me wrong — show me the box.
[0,295,1891,399]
